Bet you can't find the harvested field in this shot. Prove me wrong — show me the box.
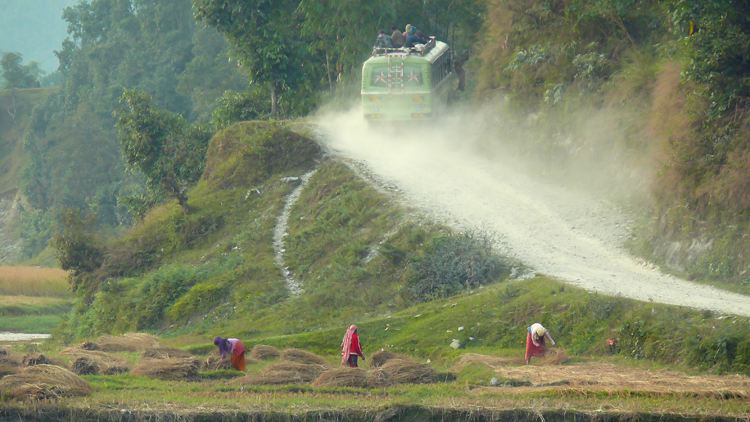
[97,333,162,352]
[281,348,329,366]
[250,345,280,360]
[457,354,750,398]
[312,367,369,388]
[131,357,201,380]
[231,362,327,386]
[376,358,438,384]
[0,364,92,401]
[369,350,408,368]
[59,349,129,375]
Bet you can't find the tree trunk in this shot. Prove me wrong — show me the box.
[270,81,279,116]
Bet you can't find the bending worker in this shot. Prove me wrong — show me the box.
[214,336,247,371]
[525,322,555,365]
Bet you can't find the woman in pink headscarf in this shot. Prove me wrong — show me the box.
[340,325,365,367]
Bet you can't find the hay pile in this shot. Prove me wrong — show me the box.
[281,348,330,366]
[311,367,375,388]
[141,347,192,359]
[200,352,259,371]
[231,362,327,386]
[369,350,408,368]
[131,357,201,380]
[97,333,162,352]
[22,353,66,369]
[376,359,438,384]
[0,349,21,377]
[250,345,280,360]
[201,356,234,371]
[543,348,571,365]
[60,349,129,375]
[0,364,92,401]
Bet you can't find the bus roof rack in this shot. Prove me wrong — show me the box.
[372,37,437,57]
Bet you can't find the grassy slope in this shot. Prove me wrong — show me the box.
[0,121,748,416]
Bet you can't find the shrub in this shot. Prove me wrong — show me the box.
[407,230,511,302]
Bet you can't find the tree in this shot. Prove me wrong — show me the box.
[115,88,212,215]
[0,52,41,89]
[193,0,311,116]
[50,209,104,293]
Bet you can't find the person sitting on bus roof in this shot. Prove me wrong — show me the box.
[403,26,425,48]
[413,26,430,43]
[374,30,393,48]
[391,26,405,48]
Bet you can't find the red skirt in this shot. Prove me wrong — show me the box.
[231,352,246,372]
[525,332,547,361]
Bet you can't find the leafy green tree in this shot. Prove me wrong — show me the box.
[193,0,312,116]
[115,88,212,215]
[666,0,750,116]
[0,52,42,89]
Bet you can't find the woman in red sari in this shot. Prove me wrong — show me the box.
[525,323,555,365]
[340,325,365,367]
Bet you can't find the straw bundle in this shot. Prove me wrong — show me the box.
[22,353,66,369]
[141,347,192,359]
[0,364,92,401]
[131,357,201,380]
[376,359,438,384]
[369,350,408,368]
[281,348,329,366]
[97,333,163,352]
[311,367,370,388]
[542,348,571,365]
[231,362,327,386]
[250,345,280,360]
[60,349,130,375]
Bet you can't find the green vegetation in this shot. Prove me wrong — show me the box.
[2,0,750,418]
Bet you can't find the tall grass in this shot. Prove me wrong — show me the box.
[0,266,71,298]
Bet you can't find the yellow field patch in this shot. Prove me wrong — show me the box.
[0,266,71,297]
[0,294,69,306]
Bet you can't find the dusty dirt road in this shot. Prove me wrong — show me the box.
[316,110,750,317]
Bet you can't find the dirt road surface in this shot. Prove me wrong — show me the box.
[316,111,750,317]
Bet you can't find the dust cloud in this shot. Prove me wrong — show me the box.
[312,102,750,317]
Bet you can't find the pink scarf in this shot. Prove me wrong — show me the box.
[340,325,357,366]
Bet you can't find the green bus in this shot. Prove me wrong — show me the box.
[361,38,458,121]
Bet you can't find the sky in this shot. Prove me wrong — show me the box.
[0,0,80,72]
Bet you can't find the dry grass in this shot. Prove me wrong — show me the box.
[0,364,92,401]
[0,266,70,298]
[375,358,438,384]
[231,362,327,386]
[312,367,370,388]
[22,353,66,368]
[250,345,280,360]
[131,357,201,380]
[369,350,409,368]
[59,349,130,375]
[201,351,259,371]
[456,353,750,398]
[281,347,330,366]
[141,347,192,359]
[97,333,163,352]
